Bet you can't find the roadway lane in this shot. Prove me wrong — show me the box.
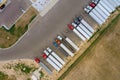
[0,0,31,29]
[0,0,96,61]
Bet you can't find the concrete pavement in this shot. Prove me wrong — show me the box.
[0,0,31,29]
[0,0,97,61]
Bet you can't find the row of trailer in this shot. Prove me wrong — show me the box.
[84,0,120,25]
[33,0,120,75]
[38,17,95,73]
[68,16,95,41]
[53,35,80,57]
[34,35,80,74]
[41,35,80,72]
[42,47,66,72]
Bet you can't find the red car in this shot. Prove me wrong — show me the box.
[68,24,74,30]
[89,2,96,8]
[34,58,40,63]
[42,53,47,59]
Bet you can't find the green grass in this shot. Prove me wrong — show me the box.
[14,63,33,74]
[8,24,16,35]
[58,13,120,80]
[1,24,28,38]
[29,15,37,23]
[0,14,36,48]
[39,71,44,79]
[0,71,8,80]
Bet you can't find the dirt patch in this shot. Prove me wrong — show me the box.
[0,59,39,80]
[63,13,120,80]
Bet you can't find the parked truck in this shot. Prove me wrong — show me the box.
[87,6,105,23]
[44,49,62,69]
[116,0,120,6]
[95,2,110,17]
[42,52,61,71]
[60,43,74,57]
[44,50,49,56]
[53,42,69,57]
[57,35,79,52]
[78,23,92,37]
[55,39,74,57]
[65,37,79,51]
[51,51,65,65]
[101,0,115,11]
[80,19,94,33]
[57,35,76,53]
[48,55,63,69]
[99,0,113,13]
[84,7,103,25]
[46,47,64,66]
[108,0,118,8]
[34,58,52,74]
[46,58,60,71]
[68,24,86,41]
[93,3,108,19]
[71,22,90,39]
[76,26,90,39]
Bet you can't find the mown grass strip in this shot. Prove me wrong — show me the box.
[58,14,120,80]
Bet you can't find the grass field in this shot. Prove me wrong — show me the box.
[0,7,38,48]
[59,13,120,80]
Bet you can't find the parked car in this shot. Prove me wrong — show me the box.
[34,58,40,63]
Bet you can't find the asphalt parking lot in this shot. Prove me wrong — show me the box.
[0,0,97,65]
[0,0,31,29]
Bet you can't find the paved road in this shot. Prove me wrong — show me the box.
[0,0,31,29]
[0,0,96,61]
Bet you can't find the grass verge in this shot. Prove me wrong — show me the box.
[0,7,38,48]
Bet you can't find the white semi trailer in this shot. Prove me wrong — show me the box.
[39,62,52,74]
[51,52,65,65]
[65,37,80,51]
[84,8,103,25]
[116,0,120,5]
[97,1,110,17]
[108,0,118,8]
[46,47,65,65]
[87,6,105,23]
[44,50,61,71]
[78,23,92,37]
[101,0,115,11]
[94,4,108,20]
[99,0,113,13]
[57,35,79,51]
[45,48,63,69]
[116,0,120,4]
[73,28,86,41]
[76,26,90,39]
[35,58,52,74]
[48,55,63,69]
[80,19,95,33]
[60,43,74,57]
[89,6,105,23]
[46,58,60,71]
[113,0,120,7]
